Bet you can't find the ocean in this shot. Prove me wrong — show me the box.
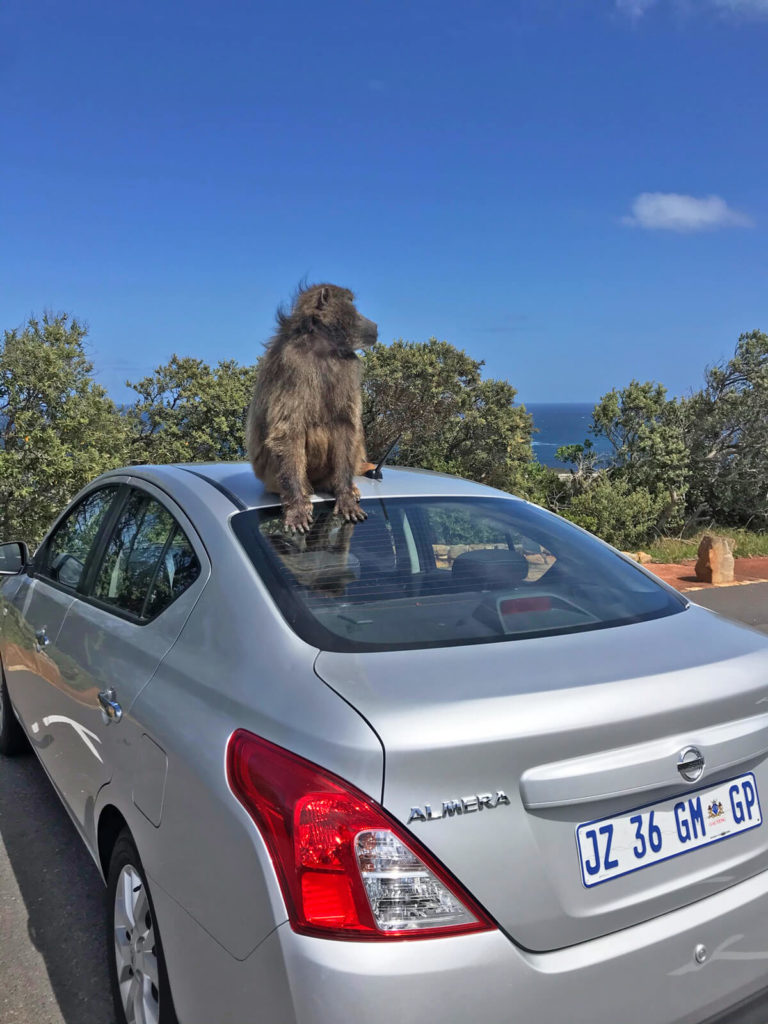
[526,403,613,469]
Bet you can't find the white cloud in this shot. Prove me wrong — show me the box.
[622,193,754,232]
[617,0,768,14]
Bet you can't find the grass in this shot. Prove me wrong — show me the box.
[647,528,768,563]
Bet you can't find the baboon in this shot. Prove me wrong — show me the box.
[246,283,378,532]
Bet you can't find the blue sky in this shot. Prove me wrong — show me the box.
[1,0,766,404]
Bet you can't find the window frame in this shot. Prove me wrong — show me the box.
[33,479,206,626]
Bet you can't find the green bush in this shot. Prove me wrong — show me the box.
[647,529,768,563]
[562,476,662,550]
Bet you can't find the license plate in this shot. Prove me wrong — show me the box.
[576,773,762,888]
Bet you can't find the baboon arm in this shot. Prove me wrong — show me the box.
[256,429,314,531]
[324,424,367,522]
[266,438,310,492]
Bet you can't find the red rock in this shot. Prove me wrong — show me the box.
[695,534,735,584]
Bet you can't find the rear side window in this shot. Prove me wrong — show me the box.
[232,496,685,653]
[92,490,200,619]
[38,487,120,590]
[144,527,200,618]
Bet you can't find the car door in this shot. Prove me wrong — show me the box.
[1,485,122,766]
[45,480,209,837]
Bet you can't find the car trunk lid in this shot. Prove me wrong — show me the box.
[315,605,768,950]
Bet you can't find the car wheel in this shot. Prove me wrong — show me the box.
[0,664,28,756]
[107,830,178,1024]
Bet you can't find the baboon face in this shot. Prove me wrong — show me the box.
[351,312,378,351]
[293,284,378,352]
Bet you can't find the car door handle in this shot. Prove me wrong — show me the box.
[98,688,123,724]
[34,627,49,651]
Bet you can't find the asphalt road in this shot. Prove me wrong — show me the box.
[1,582,767,1024]
[690,582,768,635]
[0,752,113,1024]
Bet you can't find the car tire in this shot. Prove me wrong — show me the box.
[107,829,179,1024]
[0,663,28,756]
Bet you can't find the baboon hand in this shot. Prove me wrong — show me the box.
[283,500,314,533]
[334,490,367,523]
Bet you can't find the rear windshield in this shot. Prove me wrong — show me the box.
[231,497,685,653]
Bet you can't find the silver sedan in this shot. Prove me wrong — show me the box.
[2,462,768,1024]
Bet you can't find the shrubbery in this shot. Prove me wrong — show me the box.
[563,477,663,550]
[549,331,768,548]
[0,315,129,542]
[1,314,765,551]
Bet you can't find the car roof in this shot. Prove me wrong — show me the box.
[110,462,518,511]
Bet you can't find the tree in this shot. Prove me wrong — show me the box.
[684,330,768,529]
[361,339,533,491]
[589,380,690,532]
[554,439,603,479]
[545,381,691,547]
[0,314,129,544]
[126,355,258,464]
[563,476,663,550]
[516,459,575,511]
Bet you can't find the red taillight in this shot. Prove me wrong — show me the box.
[499,596,552,614]
[226,730,495,940]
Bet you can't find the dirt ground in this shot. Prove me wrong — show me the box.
[646,556,768,593]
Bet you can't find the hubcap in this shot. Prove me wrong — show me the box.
[113,864,160,1024]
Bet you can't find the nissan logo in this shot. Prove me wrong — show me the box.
[677,746,706,783]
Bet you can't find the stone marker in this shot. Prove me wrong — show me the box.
[695,534,735,585]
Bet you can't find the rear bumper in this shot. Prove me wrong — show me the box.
[702,985,768,1024]
[157,864,768,1024]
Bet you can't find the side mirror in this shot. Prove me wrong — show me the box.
[0,542,30,576]
[50,552,84,588]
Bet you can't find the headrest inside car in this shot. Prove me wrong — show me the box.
[451,548,529,589]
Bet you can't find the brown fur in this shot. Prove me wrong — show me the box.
[246,283,378,532]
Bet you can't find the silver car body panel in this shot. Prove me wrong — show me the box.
[124,580,383,960]
[153,854,768,1024]
[1,575,76,743]
[18,476,211,837]
[315,607,768,950]
[3,461,768,1023]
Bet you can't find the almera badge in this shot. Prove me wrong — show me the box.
[408,790,510,825]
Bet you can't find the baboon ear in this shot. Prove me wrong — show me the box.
[316,286,330,309]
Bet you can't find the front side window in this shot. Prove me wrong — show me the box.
[39,487,120,590]
[92,491,200,618]
[232,497,685,653]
